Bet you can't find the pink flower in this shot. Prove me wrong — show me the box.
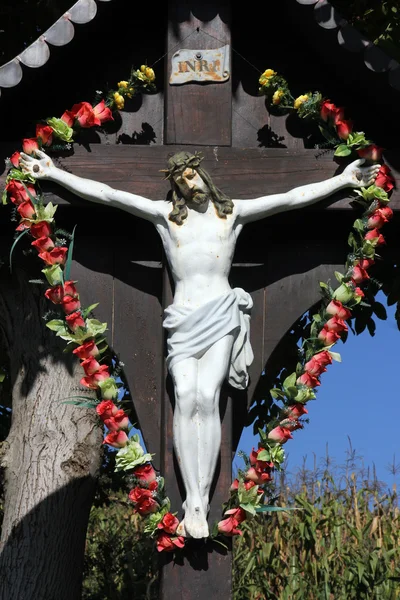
[104,409,129,431]
[61,110,75,127]
[17,200,36,219]
[156,532,185,552]
[133,464,157,485]
[80,365,110,389]
[325,300,352,320]
[230,479,239,491]
[96,400,118,420]
[357,145,384,161]
[313,350,333,368]
[31,236,54,253]
[245,466,272,485]
[218,508,246,536]
[30,221,52,238]
[336,119,353,140]
[268,426,293,444]
[367,207,393,229]
[375,165,395,192]
[365,229,385,246]
[325,315,348,333]
[36,124,53,146]
[66,311,85,331]
[10,151,21,167]
[93,100,114,124]
[297,372,320,388]
[62,295,81,314]
[22,138,39,155]
[318,326,340,345]
[304,356,327,377]
[351,265,370,284]
[5,180,36,205]
[103,430,129,448]
[73,340,99,359]
[354,287,364,299]
[157,513,179,535]
[38,247,68,265]
[70,102,97,128]
[287,403,308,418]
[81,357,102,375]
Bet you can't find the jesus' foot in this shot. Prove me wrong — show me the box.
[179,500,209,538]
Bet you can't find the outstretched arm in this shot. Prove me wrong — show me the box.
[235,159,381,224]
[20,150,166,223]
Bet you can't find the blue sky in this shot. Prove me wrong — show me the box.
[236,291,399,488]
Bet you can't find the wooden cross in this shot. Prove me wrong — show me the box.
[1,1,399,598]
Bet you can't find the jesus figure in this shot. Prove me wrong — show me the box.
[20,149,379,538]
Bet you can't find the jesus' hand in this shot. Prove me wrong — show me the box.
[342,158,381,188]
[20,149,55,180]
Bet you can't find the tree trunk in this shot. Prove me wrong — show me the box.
[0,269,103,600]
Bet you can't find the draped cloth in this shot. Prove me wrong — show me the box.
[163,288,254,390]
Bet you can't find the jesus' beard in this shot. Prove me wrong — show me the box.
[191,190,211,205]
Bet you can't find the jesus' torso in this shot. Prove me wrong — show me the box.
[155,200,242,310]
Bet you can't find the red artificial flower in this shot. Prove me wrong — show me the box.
[325,300,352,320]
[103,430,129,448]
[157,513,179,535]
[365,229,385,246]
[104,409,129,431]
[129,487,152,503]
[351,265,370,284]
[268,426,293,444]
[36,124,53,147]
[297,372,320,388]
[287,403,309,418]
[22,138,39,155]
[5,180,37,205]
[356,258,375,270]
[10,151,21,167]
[30,221,52,238]
[304,356,327,377]
[45,285,64,304]
[320,100,344,124]
[218,508,246,537]
[133,464,157,485]
[93,100,114,124]
[325,315,348,333]
[136,497,159,515]
[282,418,303,432]
[38,247,68,265]
[73,340,99,359]
[230,479,239,491]
[156,532,185,552]
[354,287,364,299]
[336,119,353,140]
[31,236,54,253]
[70,102,97,128]
[318,326,340,345]
[81,357,102,376]
[96,400,118,420]
[81,365,110,389]
[245,466,272,485]
[61,110,75,127]
[17,200,36,219]
[375,165,395,192]
[367,207,393,229]
[62,295,81,314]
[357,145,384,162]
[313,350,333,367]
[66,311,85,331]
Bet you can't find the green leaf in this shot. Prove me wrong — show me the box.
[334,271,344,283]
[239,503,256,517]
[329,351,342,362]
[42,264,63,286]
[257,449,271,462]
[62,400,98,409]
[46,319,65,332]
[353,219,366,233]
[64,225,77,282]
[9,229,29,273]
[373,301,387,320]
[82,303,99,318]
[270,388,286,400]
[334,144,352,157]
[86,318,107,337]
[7,168,35,183]
[283,372,296,390]
[2,188,8,205]
[255,505,301,513]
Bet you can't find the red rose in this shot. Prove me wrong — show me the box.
[136,497,159,516]
[96,400,118,420]
[249,447,268,466]
[245,466,272,485]
[22,138,39,155]
[351,265,370,284]
[103,430,128,448]
[38,247,68,265]
[70,102,97,128]
[282,418,303,432]
[36,124,53,147]
[61,110,75,127]
[375,165,394,192]
[318,326,340,345]
[325,300,351,320]
[380,206,393,220]
[62,295,81,314]
[66,311,85,331]
[31,236,54,253]
[268,426,293,444]
[354,287,364,298]
[357,145,384,162]
[356,258,375,270]
[133,464,157,485]
[365,229,385,246]
[104,409,129,431]
[45,285,64,304]
[320,100,344,124]
[80,365,110,389]
[367,207,393,229]
[63,280,78,297]
[218,508,246,537]
[336,119,353,140]
[325,315,348,333]
[157,513,179,535]
[297,372,320,388]
[287,403,308,418]
[30,221,52,238]
[230,479,239,491]
[81,357,102,376]
[17,200,36,219]
[93,100,114,124]
[156,532,185,552]
[10,151,21,167]
[129,487,152,503]
[6,180,37,205]
[313,350,333,367]
[73,340,99,359]
[304,356,327,377]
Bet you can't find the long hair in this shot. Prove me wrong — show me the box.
[165,152,234,225]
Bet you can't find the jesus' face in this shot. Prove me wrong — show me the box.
[175,167,210,206]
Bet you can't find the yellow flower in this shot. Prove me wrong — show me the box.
[113,92,125,110]
[118,81,128,89]
[262,69,276,79]
[145,67,155,82]
[140,65,146,73]
[272,89,284,105]
[126,87,135,99]
[136,71,146,81]
[294,94,309,109]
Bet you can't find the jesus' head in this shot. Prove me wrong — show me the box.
[164,151,234,225]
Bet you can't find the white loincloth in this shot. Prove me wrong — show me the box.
[163,288,254,390]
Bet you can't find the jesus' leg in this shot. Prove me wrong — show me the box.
[196,334,235,514]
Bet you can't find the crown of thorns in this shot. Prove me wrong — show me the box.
[160,151,204,180]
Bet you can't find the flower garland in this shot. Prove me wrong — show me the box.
[1,65,395,554]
